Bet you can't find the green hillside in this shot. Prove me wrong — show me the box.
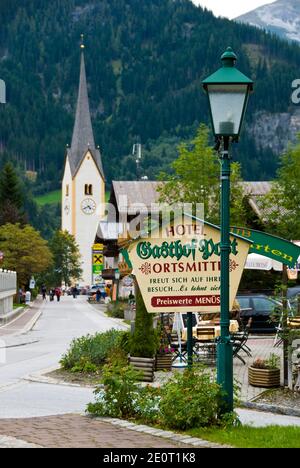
[35,190,62,206]
[0,0,300,188]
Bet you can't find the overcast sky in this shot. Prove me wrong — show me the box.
[192,0,276,20]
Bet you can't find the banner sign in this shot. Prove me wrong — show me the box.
[231,228,300,269]
[128,218,251,314]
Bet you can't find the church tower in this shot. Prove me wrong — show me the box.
[62,40,105,286]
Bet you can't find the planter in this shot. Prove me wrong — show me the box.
[129,356,155,382]
[248,366,280,388]
[155,353,173,372]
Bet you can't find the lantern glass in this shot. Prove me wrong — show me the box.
[207,84,249,137]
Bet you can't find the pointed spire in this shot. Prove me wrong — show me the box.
[68,37,104,179]
[70,45,95,158]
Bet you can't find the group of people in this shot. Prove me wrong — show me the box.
[41,285,62,302]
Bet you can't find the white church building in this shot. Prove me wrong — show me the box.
[62,45,105,286]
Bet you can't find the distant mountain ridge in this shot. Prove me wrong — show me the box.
[236,0,300,43]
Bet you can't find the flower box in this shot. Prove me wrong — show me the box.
[248,366,280,388]
[155,353,173,371]
[129,356,155,382]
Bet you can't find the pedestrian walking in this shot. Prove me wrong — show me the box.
[96,289,101,303]
[49,289,55,301]
[55,287,61,302]
[72,286,78,299]
[42,285,47,301]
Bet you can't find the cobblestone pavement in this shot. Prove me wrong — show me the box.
[154,337,282,402]
[0,414,199,449]
[233,337,282,401]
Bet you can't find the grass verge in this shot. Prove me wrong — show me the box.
[187,425,300,448]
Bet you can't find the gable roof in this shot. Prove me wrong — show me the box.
[68,51,105,179]
[110,180,273,217]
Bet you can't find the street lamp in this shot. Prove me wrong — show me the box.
[114,268,120,304]
[202,47,253,413]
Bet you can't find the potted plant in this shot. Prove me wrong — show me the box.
[248,353,281,388]
[129,287,157,382]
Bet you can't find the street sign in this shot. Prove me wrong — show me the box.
[93,243,103,251]
[0,79,6,104]
[29,278,36,289]
[128,216,251,313]
[93,264,103,274]
[93,253,103,265]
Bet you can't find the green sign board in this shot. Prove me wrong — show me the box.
[93,264,104,274]
[231,227,300,268]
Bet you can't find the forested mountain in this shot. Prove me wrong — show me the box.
[0,0,300,190]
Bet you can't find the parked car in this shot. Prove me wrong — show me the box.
[87,285,106,297]
[287,285,300,300]
[237,294,290,334]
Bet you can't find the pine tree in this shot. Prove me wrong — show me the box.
[0,163,25,225]
[129,286,158,358]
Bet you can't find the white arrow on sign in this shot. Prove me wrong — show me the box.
[0,79,6,104]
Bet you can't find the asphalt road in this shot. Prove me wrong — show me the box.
[0,296,127,418]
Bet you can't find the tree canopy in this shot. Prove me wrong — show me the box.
[43,230,82,287]
[158,124,247,226]
[0,223,53,286]
[260,136,300,240]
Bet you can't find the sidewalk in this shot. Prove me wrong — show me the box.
[0,299,43,337]
[0,414,202,449]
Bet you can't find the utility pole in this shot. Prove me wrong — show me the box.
[0,79,5,104]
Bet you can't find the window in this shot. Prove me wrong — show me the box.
[66,185,69,197]
[84,184,93,196]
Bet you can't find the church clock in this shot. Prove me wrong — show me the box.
[81,198,96,215]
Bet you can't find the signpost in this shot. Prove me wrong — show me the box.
[92,243,104,284]
[128,217,251,314]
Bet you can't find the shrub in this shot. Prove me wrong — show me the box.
[252,353,280,370]
[159,367,222,430]
[87,356,161,422]
[87,359,142,418]
[106,302,127,319]
[60,329,127,371]
[129,288,158,358]
[70,357,98,374]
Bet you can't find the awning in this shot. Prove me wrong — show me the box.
[245,253,283,271]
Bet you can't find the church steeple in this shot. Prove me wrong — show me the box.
[68,37,104,179]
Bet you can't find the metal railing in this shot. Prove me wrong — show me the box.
[0,269,17,293]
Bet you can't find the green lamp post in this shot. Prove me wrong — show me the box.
[202,47,253,413]
[115,268,120,304]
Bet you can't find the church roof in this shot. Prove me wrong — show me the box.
[68,51,105,179]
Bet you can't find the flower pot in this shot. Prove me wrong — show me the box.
[248,366,280,388]
[155,353,173,371]
[129,356,155,382]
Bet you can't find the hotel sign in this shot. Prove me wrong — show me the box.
[128,219,250,313]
